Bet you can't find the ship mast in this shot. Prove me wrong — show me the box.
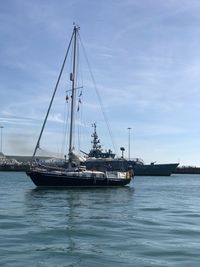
[68,25,79,165]
[91,123,101,151]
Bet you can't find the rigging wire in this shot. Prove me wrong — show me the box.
[76,40,81,151]
[77,32,118,154]
[60,98,70,158]
[75,38,85,152]
[31,30,75,165]
[36,147,57,159]
[76,35,85,153]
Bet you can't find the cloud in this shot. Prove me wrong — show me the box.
[1,0,200,165]
[113,0,200,41]
[48,113,64,123]
[0,116,36,126]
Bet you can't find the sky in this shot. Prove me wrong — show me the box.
[1,0,200,166]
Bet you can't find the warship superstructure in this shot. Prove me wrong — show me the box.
[83,123,178,176]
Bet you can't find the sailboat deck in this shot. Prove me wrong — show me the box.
[31,167,128,180]
[106,171,127,179]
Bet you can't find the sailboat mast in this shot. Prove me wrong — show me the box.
[69,25,79,158]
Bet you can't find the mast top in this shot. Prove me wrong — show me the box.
[73,23,80,31]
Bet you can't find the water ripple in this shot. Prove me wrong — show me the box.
[1,173,200,266]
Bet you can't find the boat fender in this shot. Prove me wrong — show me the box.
[126,169,134,179]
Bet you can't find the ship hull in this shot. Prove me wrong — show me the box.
[132,163,179,176]
[84,160,179,176]
[26,170,131,187]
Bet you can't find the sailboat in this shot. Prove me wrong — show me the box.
[26,25,134,187]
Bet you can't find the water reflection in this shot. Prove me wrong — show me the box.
[24,185,135,227]
[25,186,135,207]
[23,185,135,264]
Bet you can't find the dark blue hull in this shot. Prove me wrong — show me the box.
[26,170,131,187]
[84,160,179,176]
[132,163,179,176]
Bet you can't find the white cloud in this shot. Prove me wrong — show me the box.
[1,0,200,165]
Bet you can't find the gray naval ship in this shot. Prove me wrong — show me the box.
[82,123,178,176]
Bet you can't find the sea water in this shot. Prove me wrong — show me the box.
[0,172,200,267]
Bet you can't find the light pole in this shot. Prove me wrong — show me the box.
[127,127,131,161]
[0,126,4,154]
[120,147,125,159]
